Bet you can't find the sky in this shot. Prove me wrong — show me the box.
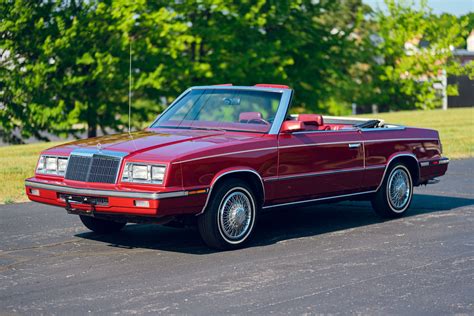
[363,0,473,16]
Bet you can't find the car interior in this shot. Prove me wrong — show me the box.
[237,111,365,131]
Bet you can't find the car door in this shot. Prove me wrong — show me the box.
[273,129,365,204]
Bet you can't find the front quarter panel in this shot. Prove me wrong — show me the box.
[178,137,278,202]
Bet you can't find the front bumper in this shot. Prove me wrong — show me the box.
[25,178,208,217]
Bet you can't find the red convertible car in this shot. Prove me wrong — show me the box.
[25,84,449,249]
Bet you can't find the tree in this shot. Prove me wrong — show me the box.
[1,0,371,142]
[3,0,465,143]
[1,0,193,141]
[359,0,469,111]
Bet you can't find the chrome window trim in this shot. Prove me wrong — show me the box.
[25,180,187,200]
[360,126,406,132]
[268,89,293,135]
[188,85,288,92]
[196,169,265,216]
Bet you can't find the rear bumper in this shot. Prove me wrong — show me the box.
[25,178,208,217]
[419,157,449,183]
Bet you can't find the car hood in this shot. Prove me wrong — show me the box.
[45,129,264,162]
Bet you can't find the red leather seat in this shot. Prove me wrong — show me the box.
[297,114,328,131]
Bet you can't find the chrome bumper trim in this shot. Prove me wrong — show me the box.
[439,158,450,165]
[420,158,449,167]
[25,180,187,200]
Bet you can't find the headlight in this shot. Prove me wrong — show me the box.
[121,163,166,184]
[36,155,68,176]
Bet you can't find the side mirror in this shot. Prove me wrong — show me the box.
[280,120,306,133]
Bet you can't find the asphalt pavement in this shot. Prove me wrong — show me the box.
[1,159,473,314]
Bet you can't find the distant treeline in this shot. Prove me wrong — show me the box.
[1,0,472,142]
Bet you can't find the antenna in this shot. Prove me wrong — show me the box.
[128,35,132,134]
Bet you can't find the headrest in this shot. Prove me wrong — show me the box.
[239,112,262,122]
[298,114,323,126]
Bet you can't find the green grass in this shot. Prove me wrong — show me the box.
[356,108,473,160]
[0,142,62,204]
[0,108,472,204]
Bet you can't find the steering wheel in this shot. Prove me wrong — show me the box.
[247,118,270,125]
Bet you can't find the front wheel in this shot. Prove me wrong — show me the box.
[198,179,258,250]
[79,215,126,234]
[371,163,414,218]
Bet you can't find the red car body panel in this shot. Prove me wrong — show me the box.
[25,85,448,220]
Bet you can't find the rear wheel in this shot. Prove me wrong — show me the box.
[198,179,258,250]
[371,163,413,218]
[79,215,126,234]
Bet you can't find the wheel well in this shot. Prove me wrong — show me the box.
[388,155,420,185]
[211,171,265,207]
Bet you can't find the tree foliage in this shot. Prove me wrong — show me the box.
[361,0,470,111]
[0,0,471,143]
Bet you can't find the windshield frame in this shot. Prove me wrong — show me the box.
[149,86,293,135]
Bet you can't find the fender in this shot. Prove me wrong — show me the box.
[196,167,265,216]
[375,152,419,192]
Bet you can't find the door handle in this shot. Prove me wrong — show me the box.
[348,143,361,149]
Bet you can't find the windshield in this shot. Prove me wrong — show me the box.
[152,89,282,133]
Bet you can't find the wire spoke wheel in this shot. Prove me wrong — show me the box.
[218,190,253,241]
[372,163,414,218]
[198,179,258,250]
[387,167,411,211]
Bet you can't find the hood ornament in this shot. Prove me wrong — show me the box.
[97,142,102,152]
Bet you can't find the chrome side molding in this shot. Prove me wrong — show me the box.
[262,190,377,209]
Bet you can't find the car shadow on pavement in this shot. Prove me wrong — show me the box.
[75,194,474,255]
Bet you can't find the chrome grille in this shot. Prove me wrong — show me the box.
[65,155,91,182]
[88,155,121,183]
[65,154,121,184]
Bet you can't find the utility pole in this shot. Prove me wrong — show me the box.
[442,69,448,110]
[352,103,357,115]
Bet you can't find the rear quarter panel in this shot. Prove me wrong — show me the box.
[362,127,443,189]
